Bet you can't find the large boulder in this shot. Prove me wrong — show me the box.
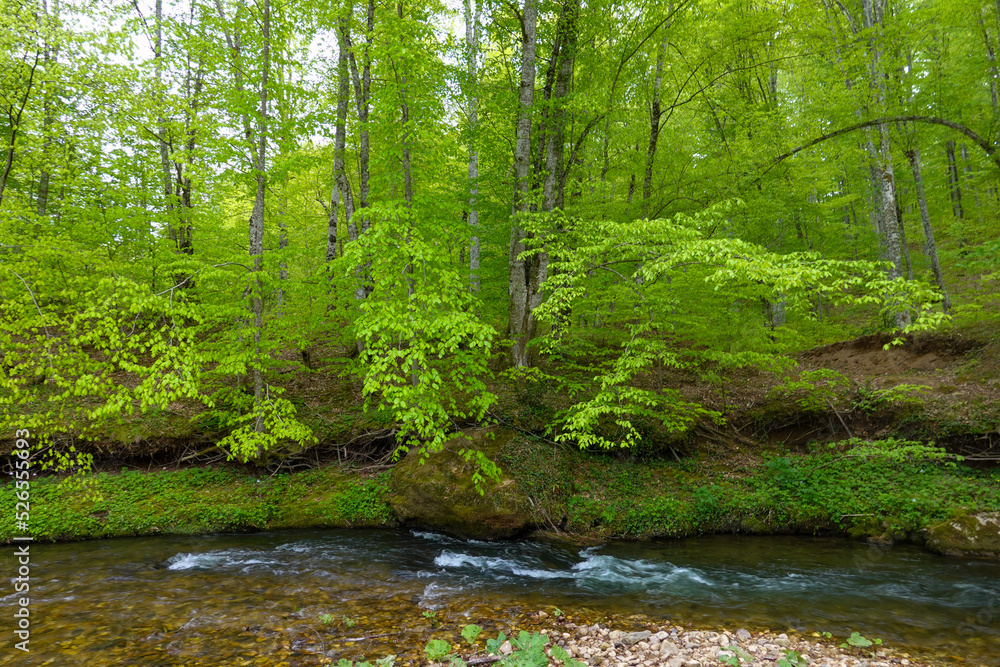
[388,429,531,540]
[924,512,1000,558]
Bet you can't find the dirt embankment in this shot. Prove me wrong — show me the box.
[693,332,1000,461]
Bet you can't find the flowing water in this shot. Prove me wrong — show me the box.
[2,529,999,665]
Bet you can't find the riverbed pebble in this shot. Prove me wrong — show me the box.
[498,621,945,667]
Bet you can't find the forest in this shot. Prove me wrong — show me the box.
[1,0,998,471]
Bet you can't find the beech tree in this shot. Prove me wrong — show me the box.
[3,0,998,465]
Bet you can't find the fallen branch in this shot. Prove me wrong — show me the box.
[826,399,853,439]
[178,444,221,463]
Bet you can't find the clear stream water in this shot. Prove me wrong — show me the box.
[2,529,999,665]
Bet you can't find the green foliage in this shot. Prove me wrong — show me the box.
[777,650,808,667]
[341,614,356,628]
[719,645,754,665]
[529,203,943,451]
[461,624,483,645]
[320,613,334,624]
[550,644,585,667]
[839,631,881,649]
[424,639,454,661]
[767,369,851,413]
[852,383,930,414]
[338,202,498,480]
[831,437,960,466]
[485,630,548,667]
[332,658,395,667]
[484,632,508,654]
[502,434,1000,542]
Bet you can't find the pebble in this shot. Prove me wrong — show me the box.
[497,619,942,667]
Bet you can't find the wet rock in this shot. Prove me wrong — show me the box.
[736,628,752,642]
[924,512,1000,558]
[388,429,530,540]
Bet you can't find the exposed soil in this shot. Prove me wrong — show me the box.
[668,331,1000,461]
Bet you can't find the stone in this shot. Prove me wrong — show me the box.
[499,640,513,655]
[388,429,529,540]
[538,611,548,619]
[925,512,1000,558]
[655,631,670,641]
[660,641,679,657]
[668,659,685,667]
[776,633,790,647]
[610,630,624,641]
[623,631,652,645]
[736,629,752,642]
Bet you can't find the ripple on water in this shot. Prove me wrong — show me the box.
[3,529,999,667]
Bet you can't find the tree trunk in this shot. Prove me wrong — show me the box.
[895,190,912,280]
[945,139,963,219]
[329,10,355,265]
[982,15,999,116]
[542,0,578,212]
[35,0,58,219]
[155,0,176,240]
[508,0,539,367]
[858,0,908,328]
[961,144,983,222]
[465,0,482,292]
[906,147,950,312]
[346,0,374,301]
[249,0,271,458]
[642,34,668,217]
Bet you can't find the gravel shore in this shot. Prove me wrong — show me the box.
[520,621,939,667]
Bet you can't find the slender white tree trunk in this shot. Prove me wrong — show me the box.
[465,0,482,293]
[906,147,951,312]
[508,0,539,368]
[248,0,271,457]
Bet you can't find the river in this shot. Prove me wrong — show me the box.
[2,529,998,665]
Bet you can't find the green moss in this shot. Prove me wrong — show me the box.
[0,465,396,542]
[925,512,1000,557]
[500,435,1000,544]
[388,430,530,540]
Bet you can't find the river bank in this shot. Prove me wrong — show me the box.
[493,621,945,667]
[3,431,999,561]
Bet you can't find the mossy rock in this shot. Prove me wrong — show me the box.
[924,512,1000,559]
[388,429,531,540]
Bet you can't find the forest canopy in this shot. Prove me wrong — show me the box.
[0,0,996,466]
